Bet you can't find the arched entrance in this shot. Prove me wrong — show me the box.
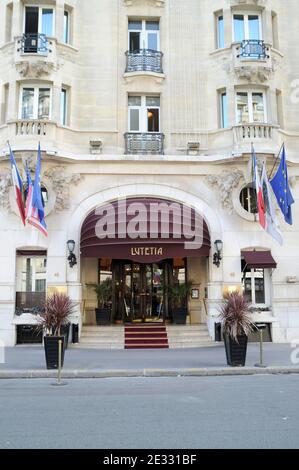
[80,197,211,325]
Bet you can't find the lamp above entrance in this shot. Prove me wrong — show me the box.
[80,197,211,263]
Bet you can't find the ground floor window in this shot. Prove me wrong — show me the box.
[242,261,271,308]
[15,251,47,315]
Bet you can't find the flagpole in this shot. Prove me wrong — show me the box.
[269,142,284,180]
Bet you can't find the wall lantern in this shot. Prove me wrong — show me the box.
[213,239,223,268]
[67,240,77,268]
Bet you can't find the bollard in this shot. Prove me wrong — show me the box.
[255,323,267,368]
[58,339,62,385]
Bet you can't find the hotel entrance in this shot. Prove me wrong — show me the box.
[98,258,187,323]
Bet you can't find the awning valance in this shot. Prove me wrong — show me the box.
[241,251,277,269]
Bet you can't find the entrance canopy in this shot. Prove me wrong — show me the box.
[81,197,211,262]
[241,250,277,269]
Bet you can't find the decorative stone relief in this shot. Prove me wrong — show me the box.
[0,171,11,210]
[230,0,266,6]
[207,169,245,214]
[44,167,83,212]
[234,65,273,83]
[123,0,164,7]
[15,60,56,78]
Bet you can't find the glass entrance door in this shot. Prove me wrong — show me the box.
[121,262,165,322]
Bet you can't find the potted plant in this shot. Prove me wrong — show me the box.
[166,280,193,324]
[37,293,75,370]
[91,278,113,325]
[219,292,255,367]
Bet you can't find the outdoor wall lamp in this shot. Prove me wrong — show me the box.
[67,240,77,268]
[213,240,223,268]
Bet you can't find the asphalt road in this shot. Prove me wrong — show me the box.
[0,375,299,449]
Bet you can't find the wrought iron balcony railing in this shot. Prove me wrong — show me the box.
[16,292,46,314]
[125,132,165,155]
[126,49,163,73]
[18,33,49,54]
[237,40,269,59]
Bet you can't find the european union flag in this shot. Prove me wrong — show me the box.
[270,145,294,225]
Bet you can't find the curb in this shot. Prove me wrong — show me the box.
[1,366,299,379]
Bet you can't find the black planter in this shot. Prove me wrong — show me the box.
[172,307,188,325]
[224,333,248,367]
[95,308,111,325]
[44,336,66,370]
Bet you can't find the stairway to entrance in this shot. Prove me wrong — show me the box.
[73,324,214,350]
[125,324,169,349]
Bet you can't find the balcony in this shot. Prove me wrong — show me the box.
[234,123,274,141]
[124,132,164,155]
[15,120,49,136]
[18,33,50,55]
[237,40,269,60]
[125,49,163,74]
[16,292,46,315]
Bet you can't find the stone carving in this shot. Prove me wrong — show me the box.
[207,169,245,214]
[44,167,83,212]
[0,171,11,210]
[15,60,56,78]
[289,176,299,189]
[230,0,266,6]
[123,0,164,6]
[234,65,273,83]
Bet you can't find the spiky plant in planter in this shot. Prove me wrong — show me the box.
[166,280,193,324]
[90,278,113,325]
[219,292,255,367]
[37,293,76,370]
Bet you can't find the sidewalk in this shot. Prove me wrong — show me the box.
[1,343,299,378]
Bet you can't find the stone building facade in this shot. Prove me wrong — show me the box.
[0,0,298,346]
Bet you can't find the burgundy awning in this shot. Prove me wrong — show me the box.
[241,251,277,269]
[81,197,211,263]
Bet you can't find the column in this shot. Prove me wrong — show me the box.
[223,8,232,47]
[55,0,65,43]
[11,0,22,39]
[52,80,62,124]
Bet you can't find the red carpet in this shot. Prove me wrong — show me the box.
[125,324,169,349]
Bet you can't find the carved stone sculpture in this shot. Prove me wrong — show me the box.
[15,60,56,78]
[44,167,83,212]
[207,169,245,214]
[0,171,11,210]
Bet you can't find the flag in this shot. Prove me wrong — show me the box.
[8,144,26,226]
[27,144,48,236]
[270,144,294,225]
[261,162,283,245]
[252,146,266,229]
[24,163,34,220]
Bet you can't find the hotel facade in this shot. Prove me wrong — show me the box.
[0,0,299,348]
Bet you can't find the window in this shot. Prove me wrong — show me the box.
[233,13,261,41]
[216,13,224,49]
[20,256,47,293]
[60,88,68,126]
[20,87,51,120]
[128,95,160,132]
[240,185,258,214]
[63,10,70,44]
[236,91,266,123]
[243,266,268,306]
[24,6,54,36]
[128,20,160,51]
[220,91,228,128]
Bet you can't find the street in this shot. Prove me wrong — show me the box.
[0,375,299,449]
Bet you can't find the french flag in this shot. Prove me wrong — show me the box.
[252,145,266,229]
[8,144,26,226]
[27,144,48,237]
